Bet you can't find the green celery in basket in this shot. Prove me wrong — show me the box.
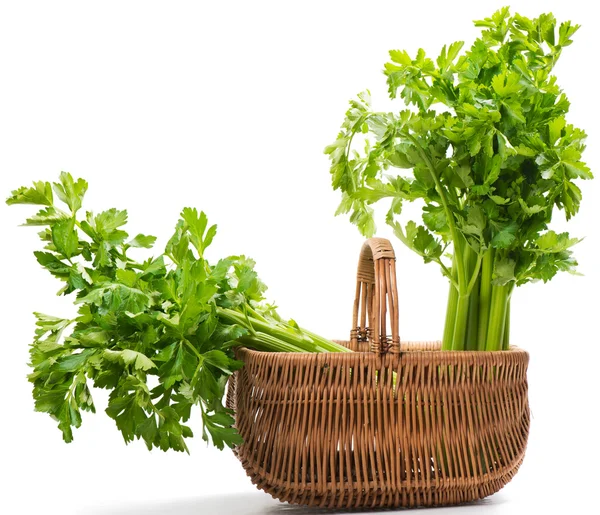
[325,7,592,351]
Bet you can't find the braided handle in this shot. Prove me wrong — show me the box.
[350,238,400,355]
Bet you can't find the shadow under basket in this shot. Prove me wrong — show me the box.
[226,239,530,509]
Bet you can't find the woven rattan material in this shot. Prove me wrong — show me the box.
[352,239,400,354]
[228,343,529,508]
[227,239,530,508]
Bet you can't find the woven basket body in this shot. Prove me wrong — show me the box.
[227,239,530,508]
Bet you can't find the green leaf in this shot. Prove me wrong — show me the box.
[196,366,221,402]
[536,230,580,253]
[165,220,191,263]
[558,21,580,47]
[138,415,158,449]
[116,268,138,287]
[55,349,95,372]
[75,283,150,314]
[492,71,522,97]
[548,116,565,146]
[422,205,447,232]
[518,198,546,216]
[139,256,166,277]
[491,222,518,249]
[202,350,242,375]
[73,329,110,347]
[180,207,217,256]
[202,410,243,450]
[447,41,465,62]
[6,180,53,206]
[51,218,79,258]
[561,180,582,220]
[448,164,474,189]
[389,49,412,65]
[349,203,376,238]
[210,323,248,346]
[23,207,70,226]
[127,234,157,248]
[530,250,578,283]
[562,159,592,180]
[157,343,187,389]
[33,312,72,342]
[461,206,486,237]
[388,149,413,168]
[34,251,70,276]
[405,225,443,263]
[489,195,510,205]
[34,251,85,293]
[493,258,516,286]
[414,163,435,188]
[437,41,465,72]
[355,185,394,203]
[93,208,128,243]
[103,349,156,371]
[52,172,88,213]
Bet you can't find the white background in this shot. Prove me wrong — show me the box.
[0,1,598,513]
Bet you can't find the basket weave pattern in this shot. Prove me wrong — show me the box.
[227,239,530,508]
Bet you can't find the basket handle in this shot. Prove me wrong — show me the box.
[350,237,400,355]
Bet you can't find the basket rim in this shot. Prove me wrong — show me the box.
[235,341,529,361]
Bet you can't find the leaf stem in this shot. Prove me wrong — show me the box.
[477,248,495,350]
[452,294,470,351]
[182,338,203,361]
[442,256,459,351]
[485,283,510,351]
[503,299,511,350]
[435,257,459,290]
[402,132,467,293]
[466,252,483,296]
[217,307,350,353]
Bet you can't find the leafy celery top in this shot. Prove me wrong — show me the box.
[7,173,348,453]
[325,8,592,351]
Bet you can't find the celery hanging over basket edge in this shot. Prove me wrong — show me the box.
[6,172,350,453]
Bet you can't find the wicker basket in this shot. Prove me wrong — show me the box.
[227,238,530,508]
